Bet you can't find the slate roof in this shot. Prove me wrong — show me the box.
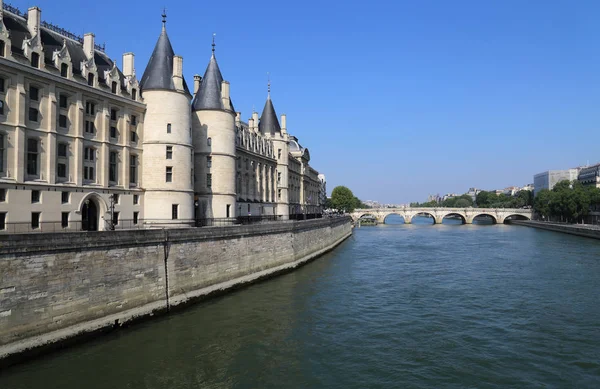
[1,10,133,91]
[258,95,281,136]
[192,53,225,111]
[139,25,175,91]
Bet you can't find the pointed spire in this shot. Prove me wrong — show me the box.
[267,72,271,99]
[259,92,281,136]
[212,33,216,57]
[140,10,189,94]
[192,36,229,111]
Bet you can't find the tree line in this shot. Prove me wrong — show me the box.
[411,190,534,209]
[534,180,600,223]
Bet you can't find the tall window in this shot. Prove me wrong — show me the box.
[109,151,118,183]
[61,191,69,204]
[207,137,211,146]
[83,147,95,181]
[60,63,68,77]
[29,86,39,101]
[111,81,117,94]
[0,188,6,202]
[131,89,137,100]
[28,107,39,122]
[57,143,68,180]
[87,73,94,86]
[61,212,69,228]
[167,123,171,133]
[31,52,39,68]
[206,156,212,168]
[31,190,40,203]
[59,94,68,108]
[0,41,5,57]
[85,102,95,134]
[166,146,173,159]
[207,173,212,188]
[31,212,40,229]
[172,204,178,220]
[0,133,4,173]
[110,108,117,121]
[129,155,137,184]
[166,166,173,182]
[27,138,38,176]
[0,212,5,230]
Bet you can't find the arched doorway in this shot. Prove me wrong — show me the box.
[82,198,99,231]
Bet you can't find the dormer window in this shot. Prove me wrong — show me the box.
[31,52,39,68]
[111,81,117,94]
[0,41,5,57]
[60,63,68,78]
[87,73,94,86]
[131,89,137,100]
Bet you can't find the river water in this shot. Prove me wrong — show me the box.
[2,216,600,388]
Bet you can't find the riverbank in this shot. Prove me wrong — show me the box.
[507,220,600,240]
[0,217,353,367]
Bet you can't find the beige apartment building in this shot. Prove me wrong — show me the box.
[0,2,323,232]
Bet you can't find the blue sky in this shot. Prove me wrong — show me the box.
[16,0,600,203]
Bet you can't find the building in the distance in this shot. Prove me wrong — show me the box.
[0,3,323,232]
[533,169,580,195]
[577,163,600,188]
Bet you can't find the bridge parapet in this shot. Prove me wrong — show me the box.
[352,207,532,225]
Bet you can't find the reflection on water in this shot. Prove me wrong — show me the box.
[2,224,600,388]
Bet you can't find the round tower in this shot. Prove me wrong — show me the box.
[139,14,193,225]
[260,87,289,220]
[191,40,236,219]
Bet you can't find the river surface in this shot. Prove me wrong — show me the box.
[2,217,600,388]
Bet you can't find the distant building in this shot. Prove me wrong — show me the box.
[318,174,326,207]
[520,184,534,192]
[503,186,520,196]
[533,169,580,195]
[578,164,600,188]
[466,187,481,202]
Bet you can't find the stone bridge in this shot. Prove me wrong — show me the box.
[351,207,532,225]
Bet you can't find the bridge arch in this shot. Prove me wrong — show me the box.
[413,211,436,224]
[382,213,406,224]
[472,213,497,224]
[503,214,530,223]
[441,212,466,224]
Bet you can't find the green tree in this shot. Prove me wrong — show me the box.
[330,186,358,213]
[534,188,553,219]
[476,191,492,207]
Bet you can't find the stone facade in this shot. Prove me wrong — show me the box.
[0,3,323,232]
[0,216,353,361]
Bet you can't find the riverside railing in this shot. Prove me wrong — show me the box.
[0,214,327,234]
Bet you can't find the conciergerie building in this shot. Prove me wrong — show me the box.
[0,2,324,232]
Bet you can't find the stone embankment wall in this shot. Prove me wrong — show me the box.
[0,217,352,362]
[508,220,600,240]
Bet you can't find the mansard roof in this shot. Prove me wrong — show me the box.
[140,25,176,91]
[1,9,138,94]
[192,54,226,111]
[258,96,281,136]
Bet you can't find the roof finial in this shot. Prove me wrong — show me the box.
[267,72,271,98]
[212,33,216,56]
[162,8,167,27]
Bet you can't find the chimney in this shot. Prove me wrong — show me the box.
[27,7,41,37]
[221,81,230,110]
[172,55,183,90]
[235,112,241,126]
[83,33,95,60]
[193,74,201,95]
[281,114,287,132]
[252,112,259,132]
[122,53,135,77]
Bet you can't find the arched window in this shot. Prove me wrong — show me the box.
[207,137,211,146]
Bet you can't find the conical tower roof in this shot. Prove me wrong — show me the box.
[140,16,176,91]
[192,52,225,110]
[259,95,281,135]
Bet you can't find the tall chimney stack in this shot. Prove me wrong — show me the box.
[172,55,183,90]
[83,33,95,60]
[221,81,230,110]
[27,7,41,37]
[122,53,135,77]
[193,75,201,95]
